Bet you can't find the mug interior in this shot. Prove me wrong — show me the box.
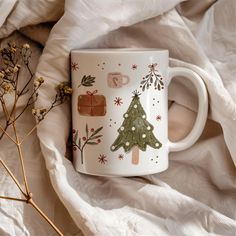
[71,48,168,53]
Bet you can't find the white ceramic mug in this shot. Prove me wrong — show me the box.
[71,49,208,176]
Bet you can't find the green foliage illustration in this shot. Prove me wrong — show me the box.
[78,75,95,88]
[140,63,164,91]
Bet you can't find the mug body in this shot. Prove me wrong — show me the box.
[71,49,169,176]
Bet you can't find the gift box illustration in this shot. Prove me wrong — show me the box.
[78,90,106,116]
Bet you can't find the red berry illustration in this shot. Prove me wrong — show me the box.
[91,128,95,132]
[156,115,162,121]
[72,129,76,133]
[73,147,77,151]
[97,139,101,143]
[82,137,87,141]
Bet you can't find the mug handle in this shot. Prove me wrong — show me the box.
[168,67,208,152]
[122,75,130,85]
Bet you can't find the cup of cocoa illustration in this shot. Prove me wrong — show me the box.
[107,72,130,88]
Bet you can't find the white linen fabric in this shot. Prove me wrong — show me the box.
[0,0,236,235]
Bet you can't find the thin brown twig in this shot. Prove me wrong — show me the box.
[20,125,37,144]
[0,94,14,124]
[0,52,34,141]
[17,64,33,97]
[0,122,8,140]
[0,44,65,236]
[0,97,10,121]
[0,195,27,203]
[11,121,30,195]
[0,159,27,198]
[28,198,63,236]
[0,123,17,144]
[13,86,39,123]
[11,69,20,116]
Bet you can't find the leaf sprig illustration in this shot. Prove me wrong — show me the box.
[72,124,103,164]
[140,63,164,92]
[78,75,95,88]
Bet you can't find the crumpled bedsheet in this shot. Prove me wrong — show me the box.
[0,0,236,235]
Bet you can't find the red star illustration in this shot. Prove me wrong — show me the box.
[156,115,161,121]
[71,62,79,71]
[118,154,124,160]
[148,63,158,72]
[132,64,137,70]
[114,97,123,106]
[98,154,107,164]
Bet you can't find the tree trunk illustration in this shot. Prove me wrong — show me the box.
[132,146,139,165]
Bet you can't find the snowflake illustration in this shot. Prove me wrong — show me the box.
[71,62,79,71]
[156,115,161,121]
[98,154,107,164]
[132,64,137,70]
[114,97,123,106]
[118,154,124,160]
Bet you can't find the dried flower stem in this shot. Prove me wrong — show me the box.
[0,195,27,203]
[0,159,27,197]
[20,126,37,144]
[12,120,30,195]
[0,141,64,235]
[0,43,68,235]
[0,123,17,144]
[0,98,10,121]
[28,199,63,236]
[0,96,16,140]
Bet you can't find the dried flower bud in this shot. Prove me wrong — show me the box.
[22,43,30,49]
[39,108,47,114]
[32,108,48,122]
[37,77,44,84]
[3,60,9,65]
[57,83,64,90]
[64,86,72,94]
[10,47,17,53]
[34,77,44,87]
[55,82,72,103]
[5,69,10,74]
[34,81,39,87]
[2,83,13,93]
[0,71,5,79]
[32,109,37,115]
[13,66,19,73]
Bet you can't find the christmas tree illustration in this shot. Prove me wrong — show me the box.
[110,90,162,165]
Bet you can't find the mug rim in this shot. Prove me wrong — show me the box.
[71,48,168,54]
